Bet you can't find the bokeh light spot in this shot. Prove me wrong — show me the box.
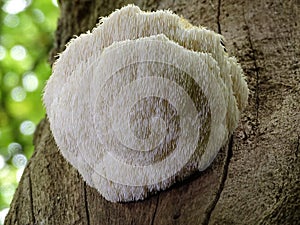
[2,0,31,14]
[0,155,5,170]
[4,14,20,28]
[0,184,15,204]
[16,168,25,182]
[0,45,6,60]
[0,208,9,225]
[7,142,22,156]
[20,120,36,135]
[22,72,39,92]
[11,86,26,102]
[52,0,58,7]
[3,72,19,87]
[32,9,45,23]
[10,45,27,61]
[12,154,27,169]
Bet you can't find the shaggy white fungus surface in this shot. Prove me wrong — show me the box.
[43,4,248,202]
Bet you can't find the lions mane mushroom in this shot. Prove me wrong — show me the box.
[43,4,248,202]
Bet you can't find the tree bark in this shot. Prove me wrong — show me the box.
[5,0,300,224]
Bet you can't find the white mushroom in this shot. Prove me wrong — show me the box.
[43,4,248,202]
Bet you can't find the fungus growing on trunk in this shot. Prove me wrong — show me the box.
[43,4,248,202]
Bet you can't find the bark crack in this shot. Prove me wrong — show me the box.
[217,0,221,34]
[296,135,300,158]
[28,171,36,224]
[243,9,260,125]
[202,136,234,225]
[201,2,233,224]
[83,182,91,225]
[150,194,160,225]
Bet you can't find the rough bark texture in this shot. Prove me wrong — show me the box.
[5,0,300,224]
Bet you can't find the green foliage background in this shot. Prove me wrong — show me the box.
[0,0,58,223]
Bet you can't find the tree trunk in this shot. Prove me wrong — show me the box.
[5,0,300,224]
